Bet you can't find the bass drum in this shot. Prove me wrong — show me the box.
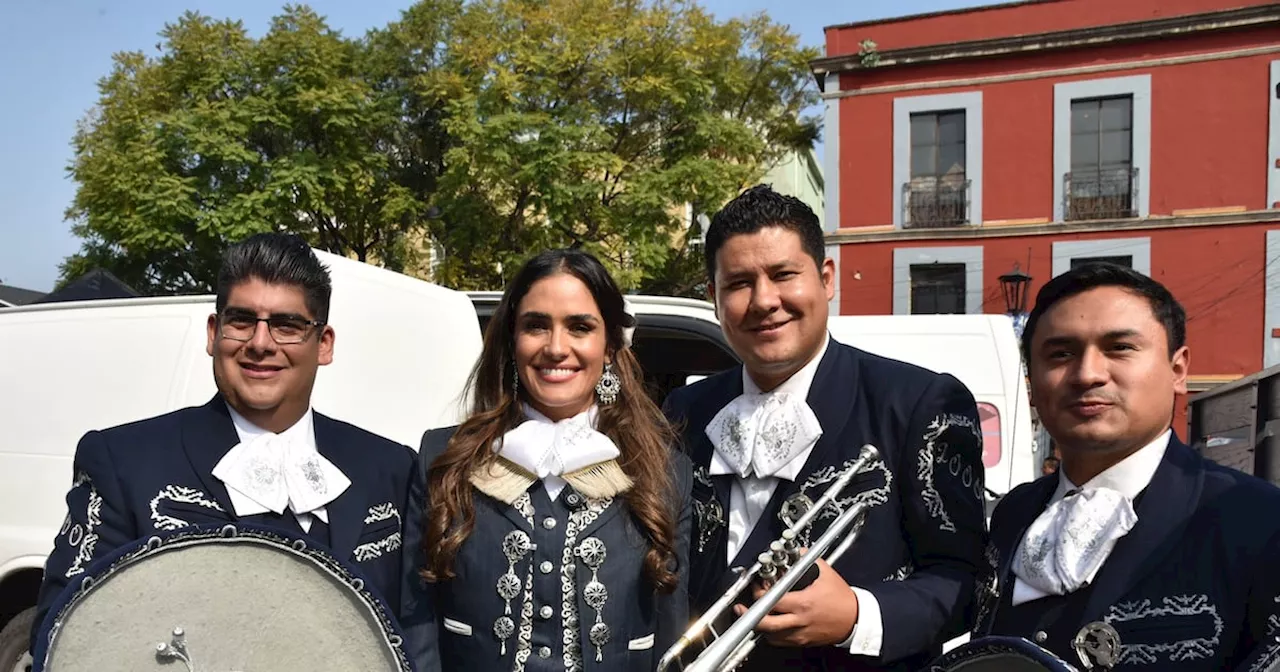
[926,636,1080,672]
[33,523,413,672]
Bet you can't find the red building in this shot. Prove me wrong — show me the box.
[810,0,1280,435]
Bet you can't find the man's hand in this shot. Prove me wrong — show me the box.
[732,557,859,648]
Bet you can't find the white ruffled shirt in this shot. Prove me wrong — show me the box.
[1010,429,1170,606]
[497,405,620,500]
[707,335,885,656]
[212,404,351,533]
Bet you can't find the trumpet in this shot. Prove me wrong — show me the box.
[657,444,881,672]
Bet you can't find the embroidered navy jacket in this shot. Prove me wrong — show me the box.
[976,436,1280,671]
[31,396,416,653]
[662,339,990,671]
[399,426,694,672]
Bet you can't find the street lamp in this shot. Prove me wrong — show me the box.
[999,263,1032,338]
[998,263,1032,316]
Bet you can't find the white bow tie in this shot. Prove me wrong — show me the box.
[1011,486,1138,605]
[498,406,621,478]
[705,392,823,479]
[212,432,351,519]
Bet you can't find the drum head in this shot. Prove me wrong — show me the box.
[37,524,411,672]
[927,636,1079,672]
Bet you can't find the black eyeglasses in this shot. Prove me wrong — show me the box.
[218,312,325,344]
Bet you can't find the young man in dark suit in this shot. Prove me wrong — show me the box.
[662,185,989,671]
[31,233,415,652]
[974,263,1280,671]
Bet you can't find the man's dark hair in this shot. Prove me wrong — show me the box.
[215,233,332,323]
[703,184,825,280]
[1020,262,1186,365]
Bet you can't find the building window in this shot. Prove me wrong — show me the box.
[1051,238,1150,278]
[1269,60,1279,209]
[906,111,969,228]
[1054,75,1150,222]
[1070,255,1133,270]
[909,263,966,314]
[894,92,983,229]
[1066,96,1136,220]
[893,246,983,315]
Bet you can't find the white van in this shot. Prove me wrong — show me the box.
[0,251,482,664]
[826,314,1035,501]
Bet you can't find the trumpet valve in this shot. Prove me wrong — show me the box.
[769,541,790,568]
[757,552,778,582]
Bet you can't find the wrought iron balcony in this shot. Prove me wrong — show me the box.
[902,177,970,229]
[1063,167,1138,221]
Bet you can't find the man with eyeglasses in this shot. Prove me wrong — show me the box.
[30,233,416,657]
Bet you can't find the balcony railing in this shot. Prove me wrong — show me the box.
[903,177,970,229]
[1063,167,1138,221]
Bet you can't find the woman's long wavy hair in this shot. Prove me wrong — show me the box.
[421,249,679,592]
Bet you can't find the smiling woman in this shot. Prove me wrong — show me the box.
[400,249,694,672]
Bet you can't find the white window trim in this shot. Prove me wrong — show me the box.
[825,74,842,233]
[892,92,984,229]
[893,246,984,315]
[826,244,841,316]
[1053,74,1152,222]
[1266,230,1280,368]
[1051,237,1151,278]
[1268,60,1279,209]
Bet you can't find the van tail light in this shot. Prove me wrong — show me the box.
[978,402,1001,468]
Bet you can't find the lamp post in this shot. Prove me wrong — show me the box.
[999,263,1032,338]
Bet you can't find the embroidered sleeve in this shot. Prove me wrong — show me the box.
[655,454,694,660]
[1242,528,1280,671]
[856,373,989,664]
[398,444,444,672]
[32,430,135,653]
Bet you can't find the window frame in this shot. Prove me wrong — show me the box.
[1053,75,1151,222]
[908,262,968,315]
[893,246,984,315]
[893,91,984,228]
[1051,237,1151,277]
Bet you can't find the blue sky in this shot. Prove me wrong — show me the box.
[0,0,991,291]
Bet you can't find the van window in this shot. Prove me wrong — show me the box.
[978,402,1001,468]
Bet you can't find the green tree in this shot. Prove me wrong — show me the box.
[62,0,818,296]
[61,5,439,293]
[388,0,820,293]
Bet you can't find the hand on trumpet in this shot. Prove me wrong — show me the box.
[732,554,859,648]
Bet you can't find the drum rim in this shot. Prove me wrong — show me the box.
[35,522,412,672]
[927,635,1079,671]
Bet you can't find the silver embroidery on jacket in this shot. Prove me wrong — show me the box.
[692,465,724,553]
[790,452,892,547]
[562,497,610,671]
[1247,596,1280,672]
[364,502,401,526]
[918,413,981,533]
[1104,594,1222,664]
[511,495,536,670]
[353,502,405,562]
[353,531,402,561]
[149,485,225,531]
[65,472,103,578]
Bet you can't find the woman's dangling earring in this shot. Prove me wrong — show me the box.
[595,362,621,405]
[512,360,520,397]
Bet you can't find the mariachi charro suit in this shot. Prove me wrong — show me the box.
[662,338,989,671]
[974,435,1280,671]
[400,426,693,672]
[31,396,415,653]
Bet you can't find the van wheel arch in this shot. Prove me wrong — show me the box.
[0,569,41,634]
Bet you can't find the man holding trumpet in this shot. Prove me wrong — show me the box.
[662,185,990,671]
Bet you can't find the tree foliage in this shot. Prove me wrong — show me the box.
[61,0,819,295]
